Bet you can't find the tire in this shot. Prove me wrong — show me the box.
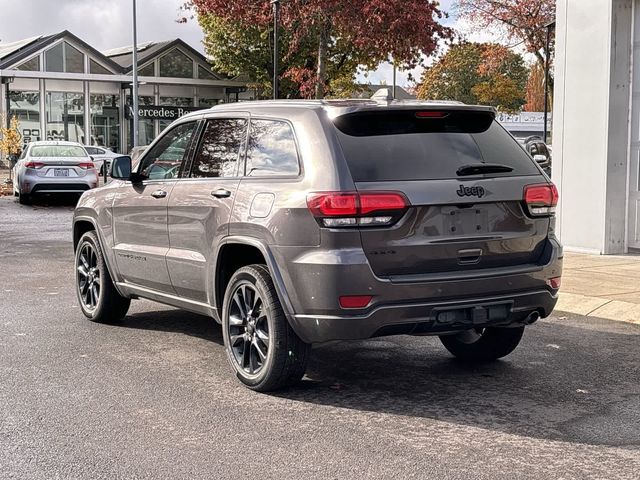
[75,230,130,323]
[18,191,31,205]
[222,264,310,392]
[439,326,525,362]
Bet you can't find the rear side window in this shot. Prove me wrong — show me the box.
[245,119,299,176]
[333,110,539,182]
[191,118,247,178]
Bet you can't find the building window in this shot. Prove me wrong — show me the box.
[90,94,120,152]
[45,43,64,72]
[9,91,41,146]
[159,49,193,78]
[46,92,85,143]
[126,95,155,146]
[90,59,111,75]
[160,96,194,107]
[198,65,217,80]
[44,42,85,73]
[245,120,299,176]
[198,98,220,108]
[16,56,41,72]
[65,43,84,73]
[139,63,155,76]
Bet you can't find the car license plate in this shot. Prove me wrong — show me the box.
[442,206,489,235]
[54,169,69,177]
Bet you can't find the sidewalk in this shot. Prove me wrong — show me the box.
[557,252,640,324]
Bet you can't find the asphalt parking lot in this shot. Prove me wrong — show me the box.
[1,194,639,480]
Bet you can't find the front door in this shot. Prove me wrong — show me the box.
[112,120,198,293]
[166,116,248,304]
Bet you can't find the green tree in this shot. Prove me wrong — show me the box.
[417,42,529,112]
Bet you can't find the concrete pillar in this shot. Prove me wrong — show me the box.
[552,0,633,254]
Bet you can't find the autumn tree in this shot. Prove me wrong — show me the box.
[455,0,555,70]
[524,62,546,112]
[417,42,529,112]
[186,0,451,98]
[0,116,22,159]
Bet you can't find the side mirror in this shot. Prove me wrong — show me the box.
[110,155,132,180]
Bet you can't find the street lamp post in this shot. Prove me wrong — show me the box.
[132,0,140,147]
[271,0,280,100]
[543,21,556,145]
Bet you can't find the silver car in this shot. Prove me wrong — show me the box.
[13,141,99,204]
[83,145,120,175]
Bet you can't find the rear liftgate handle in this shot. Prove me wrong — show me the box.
[151,190,168,199]
[457,248,483,265]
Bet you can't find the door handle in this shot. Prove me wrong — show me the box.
[151,190,167,199]
[211,188,232,199]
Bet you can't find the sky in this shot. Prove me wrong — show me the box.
[0,0,496,87]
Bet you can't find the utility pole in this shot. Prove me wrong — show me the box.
[543,21,555,145]
[392,61,397,100]
[271,0,280,100]
[132,0,140,146]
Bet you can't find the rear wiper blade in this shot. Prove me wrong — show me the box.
[456,164,514,176]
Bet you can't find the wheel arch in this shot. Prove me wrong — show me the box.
[73,216,126,297]
[214,237,295,321]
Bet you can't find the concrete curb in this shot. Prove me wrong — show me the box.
[555,292,640,325]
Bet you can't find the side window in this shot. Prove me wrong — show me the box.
[245,119,299,177]
[191,118,247,178]
[85,147,97,155]
[138,122,196,180]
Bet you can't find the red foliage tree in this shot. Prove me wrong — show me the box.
[189,0,451,98]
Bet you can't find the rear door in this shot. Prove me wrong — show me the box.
[166,116,247,303]
[333,108,551,278]
[112,121,198,294]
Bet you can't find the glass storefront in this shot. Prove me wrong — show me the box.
[9,91,41,145]
[46,92,85,143]
[90,94,120,152]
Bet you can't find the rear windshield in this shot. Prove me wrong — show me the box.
[333,110,539,182]
[30,145,87,158]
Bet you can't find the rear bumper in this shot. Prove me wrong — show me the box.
[290,289,557,343]
[21,173,97,194]
[273,237,562,344]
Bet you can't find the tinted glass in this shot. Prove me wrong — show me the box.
[198,65,217,80]
[334,110,539,182]
[245,120,299,176]
[17,56,40,71]
[9,91,40,145]
[138,122,196,180]
[45,43,64,72]
[31,145,87,157]
[159,49,193,78]
[191,119,247,178]
[90,59,111,75]
[65,42,84,73]
[139,63,155,76]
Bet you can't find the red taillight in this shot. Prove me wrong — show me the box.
[547,277,562,289]
[24,161,45,169]
[339,295,373,309]
[307,191,409,228]
[415,111,448,118]
[524,183,559,216]
[78,162,96,170]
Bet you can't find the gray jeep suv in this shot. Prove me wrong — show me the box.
[73,100,562,391]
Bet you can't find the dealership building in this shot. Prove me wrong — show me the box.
[553,0,640,254]
[0,30,251,155]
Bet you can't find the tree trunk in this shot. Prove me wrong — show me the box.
[315,23,329,99]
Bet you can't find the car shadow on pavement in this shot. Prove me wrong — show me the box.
[119,309,224,345]
[22,193,80,208]
[275,320,640,447]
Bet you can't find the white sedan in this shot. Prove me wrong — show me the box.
[83,146,121,174]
